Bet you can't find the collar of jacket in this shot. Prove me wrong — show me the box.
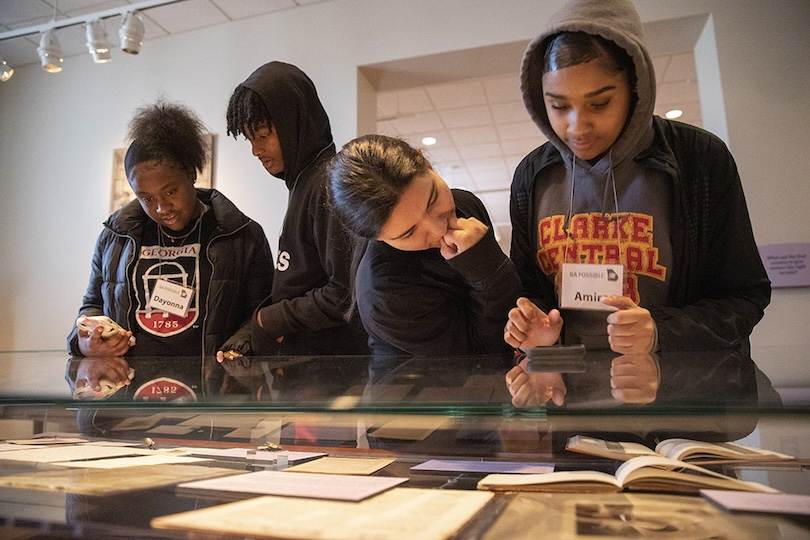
[104,188,250,237]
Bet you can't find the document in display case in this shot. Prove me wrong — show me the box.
[152,488,494,540]
[566,435,796,463]
[477,455,780,494]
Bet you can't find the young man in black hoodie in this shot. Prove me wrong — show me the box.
[224,61,368,359]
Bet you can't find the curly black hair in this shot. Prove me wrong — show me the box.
[124,99,209,179]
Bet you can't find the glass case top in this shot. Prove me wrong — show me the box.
[0,348,797,417]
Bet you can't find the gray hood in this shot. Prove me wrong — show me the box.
[521,0,656,165]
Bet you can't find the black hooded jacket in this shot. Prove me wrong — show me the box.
[511,0,770,351]
[238,62,368,355]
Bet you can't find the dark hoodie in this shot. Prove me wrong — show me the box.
[237,62,368,355]
[511,0,770,351]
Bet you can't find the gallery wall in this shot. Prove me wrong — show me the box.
[0,0,807,385]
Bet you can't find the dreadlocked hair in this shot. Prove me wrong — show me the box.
[226,85,274,139]
[126,99,208,178]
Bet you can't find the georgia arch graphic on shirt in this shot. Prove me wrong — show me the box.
[133,243,200,337]
[536,212,667,304]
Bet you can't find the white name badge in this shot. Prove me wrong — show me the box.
[148,278,194,317]
[560,263,623,311]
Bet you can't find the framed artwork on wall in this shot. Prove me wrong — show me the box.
[109,134,215,213]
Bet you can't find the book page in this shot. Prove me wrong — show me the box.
[0,442,39,451]
[52,454,212,469]
[187,447,326,464]
[478,470,621,492]
[655,439,793,461]
[566,435,658,460]
[282,456,394,475]
[484,492,767,539]
[178,469,407,501]
[0,444,147,463]
[0,464,241,496]
[7,437,88,445]
[615,456,779,493]
[153,488,493,540]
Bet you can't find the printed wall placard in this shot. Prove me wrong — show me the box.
[758,243,809,288]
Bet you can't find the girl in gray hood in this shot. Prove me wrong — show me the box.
[504,0,770,376]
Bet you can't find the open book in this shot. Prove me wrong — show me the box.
[565,435,795,463]
[477,455,780,495]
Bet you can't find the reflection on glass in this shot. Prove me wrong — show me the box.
[0,347,783,449]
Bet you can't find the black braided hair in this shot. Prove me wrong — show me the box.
[225,84,273,139]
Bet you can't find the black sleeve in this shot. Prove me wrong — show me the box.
[652,123,771,350]
[66,230,110,355]
[257,182,353,336]
[509,150,559,313]
[447,191,520,354]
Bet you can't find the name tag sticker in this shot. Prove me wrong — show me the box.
[560,263,623,310]
[148,279,194,317]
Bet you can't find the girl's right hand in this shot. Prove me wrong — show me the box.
[504,297,563,350]
[440,217,488,259]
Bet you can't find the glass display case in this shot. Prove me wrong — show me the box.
[0,349,807,539]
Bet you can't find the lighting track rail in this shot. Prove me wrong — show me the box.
[0,0,186,42]
[0,0,189,77]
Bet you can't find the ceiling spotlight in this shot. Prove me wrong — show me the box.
[665,109,683,120]
[0,57,13,82]
[119,11,145,54]
[37,29,63,73]
[86,20,112,63]
[421,136,437,146]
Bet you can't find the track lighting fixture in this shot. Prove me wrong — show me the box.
[119,11,145,55]
[0,1,184,73]
[86,20,112,63]
[0,57,12,82]
[37,29,63,73]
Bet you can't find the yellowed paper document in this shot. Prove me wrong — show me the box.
[178,469,407,501]
[282,456,394,475]
[153,487,493,540]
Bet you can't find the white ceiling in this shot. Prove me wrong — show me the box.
[0,0,334,68]
[1,0,703,248]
